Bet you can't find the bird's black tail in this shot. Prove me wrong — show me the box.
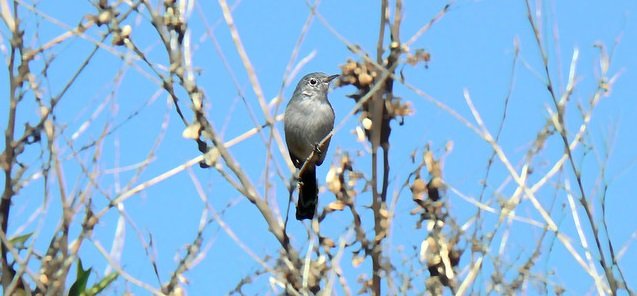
[296,166,318,220]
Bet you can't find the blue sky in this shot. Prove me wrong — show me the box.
[1,0,637,294]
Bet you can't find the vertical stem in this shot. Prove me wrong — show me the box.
[371,152,381,296]
[370,1,389,293]
[1,10,19,290]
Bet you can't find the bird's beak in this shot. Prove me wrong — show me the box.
[326,74,340,83]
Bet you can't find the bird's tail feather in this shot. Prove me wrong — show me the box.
[296,167,318,220]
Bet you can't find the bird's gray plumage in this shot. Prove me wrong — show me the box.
[284,72,338,220]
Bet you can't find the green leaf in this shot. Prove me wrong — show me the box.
[84,272,119,296]
[68,259,92,296]
[9,233,33,249]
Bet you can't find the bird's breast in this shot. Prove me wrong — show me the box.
[284,98,335,161]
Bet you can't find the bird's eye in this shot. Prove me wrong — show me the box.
[309,78,318,86]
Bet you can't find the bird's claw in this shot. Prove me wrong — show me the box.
[313,143,323,156]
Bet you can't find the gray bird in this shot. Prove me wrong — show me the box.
[284,72,339,220]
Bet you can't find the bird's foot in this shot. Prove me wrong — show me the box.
[312,143,323,157]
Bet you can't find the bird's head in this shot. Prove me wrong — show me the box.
[294,72,339,99]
